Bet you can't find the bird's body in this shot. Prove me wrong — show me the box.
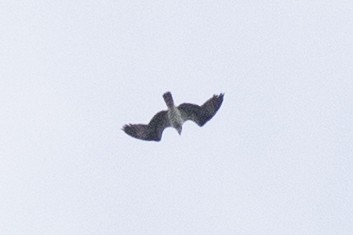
[167,106,184,134]
[123,91,224,141]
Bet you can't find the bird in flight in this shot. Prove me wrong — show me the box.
[123,92,224,141]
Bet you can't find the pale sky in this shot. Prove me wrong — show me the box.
[1,1,353,234]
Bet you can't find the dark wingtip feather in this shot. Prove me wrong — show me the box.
[122,124,134,136]
[216,93,224,99]
[122,123,162,142]
[197,93,224,126]
[212,93,224,111]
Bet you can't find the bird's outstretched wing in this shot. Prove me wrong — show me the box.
[123,110,170,141]
[178,93,224,126]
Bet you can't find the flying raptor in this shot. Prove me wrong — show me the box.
[123,92,224,141]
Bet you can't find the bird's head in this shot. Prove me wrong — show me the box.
[176,126,182,135]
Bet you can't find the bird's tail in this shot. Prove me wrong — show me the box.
[163,91,174,108]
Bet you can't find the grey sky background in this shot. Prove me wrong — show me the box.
[1,1,353,234]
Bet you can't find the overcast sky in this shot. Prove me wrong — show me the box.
[1,1,353,234]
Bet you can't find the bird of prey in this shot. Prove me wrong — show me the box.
[123,92,224,141]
